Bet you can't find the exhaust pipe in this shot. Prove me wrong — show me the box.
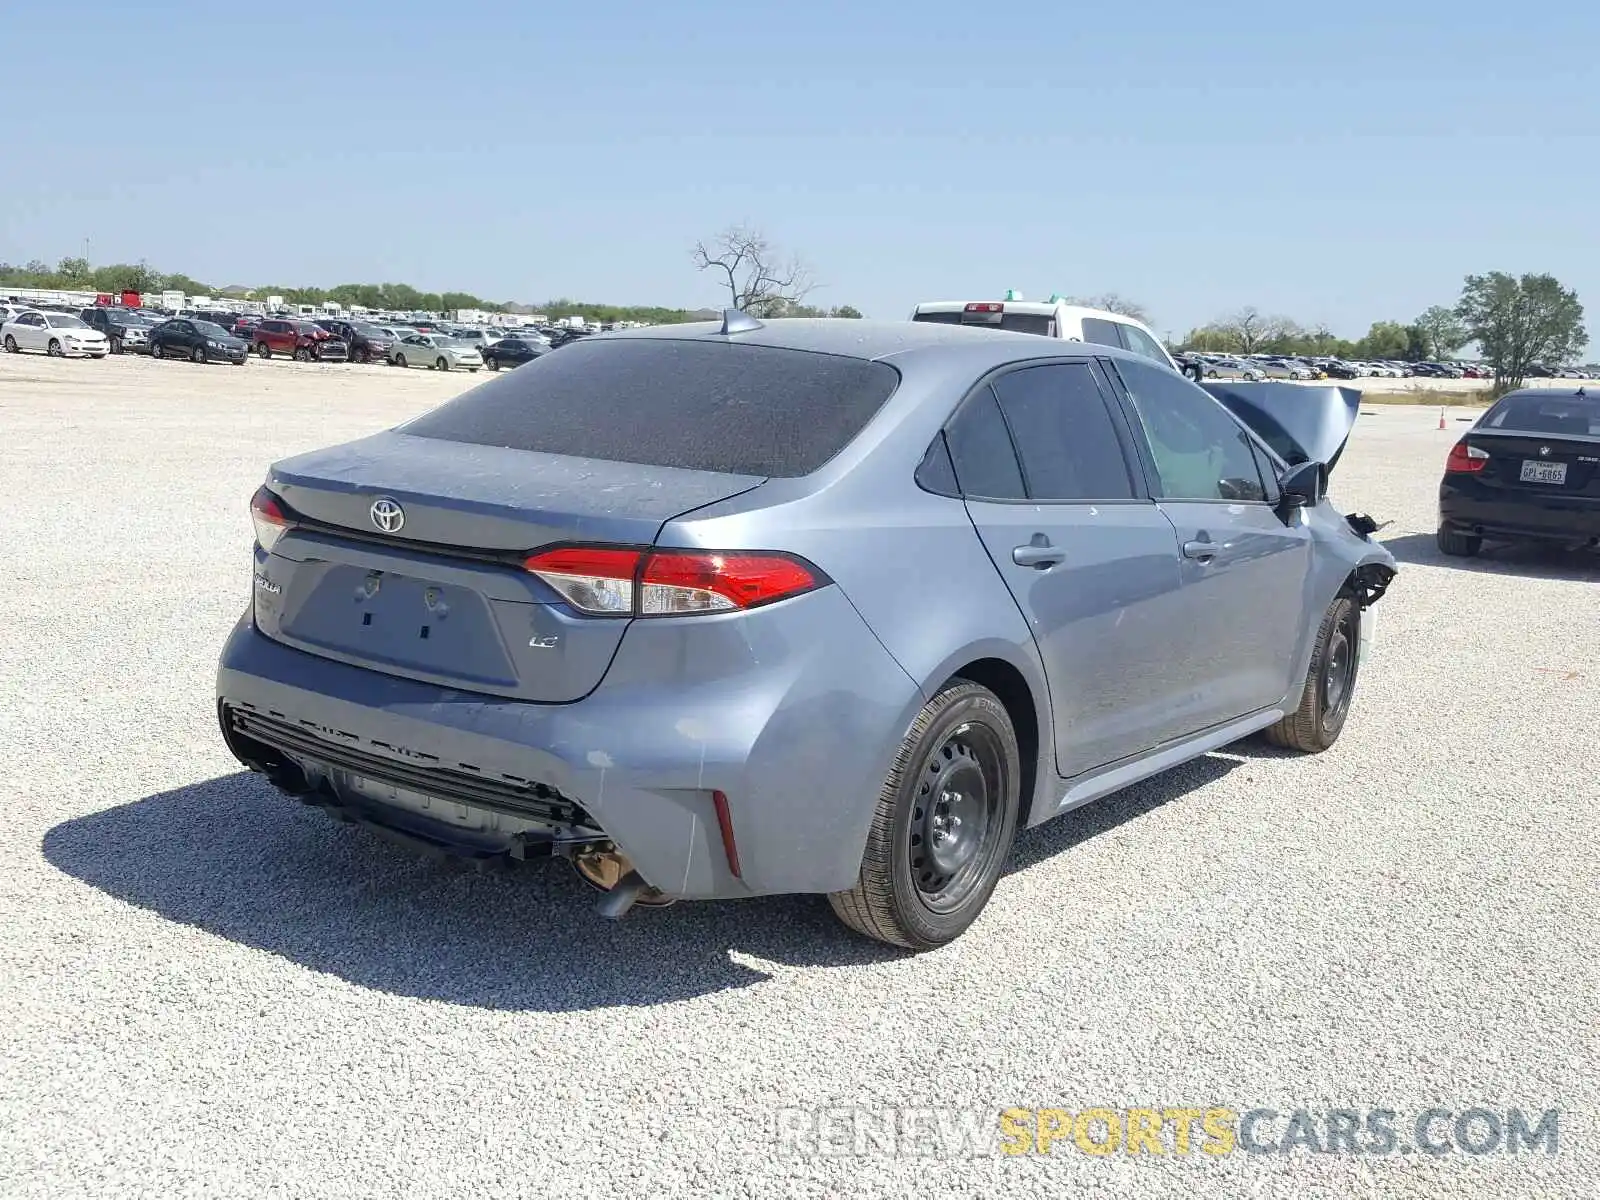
[572,847,674,918]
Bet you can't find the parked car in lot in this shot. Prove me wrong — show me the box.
[1437,387,1600,556]
[1199,356,1264,381]
[315,318,395,364]
[218,317,1396,949]
[1320,360,1361,380]
[483,336,547,370]
[79,306,154,354]
[253,318,348,362]
[911,296,1183,374]
[388,332,482,371]
[2,309,109,358]
[148,318,250,365]
[450,328,504,355]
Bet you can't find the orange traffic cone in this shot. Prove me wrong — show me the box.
[1438,406,1447,430]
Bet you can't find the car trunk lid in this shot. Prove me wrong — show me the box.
[1464,430,1600,495]
[254,431,765,701]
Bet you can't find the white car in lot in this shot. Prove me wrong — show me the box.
[2,310,110,358]
[388,332,483,372]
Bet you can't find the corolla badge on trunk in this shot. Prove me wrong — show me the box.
[370,497,405,533]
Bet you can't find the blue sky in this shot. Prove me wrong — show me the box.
[4,0,1596,343]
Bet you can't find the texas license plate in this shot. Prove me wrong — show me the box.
[1519,460,1567,484]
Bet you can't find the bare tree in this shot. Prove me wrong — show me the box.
[1067,292,1150,323]
[692,225,815,317]
[1210,306,1300,354]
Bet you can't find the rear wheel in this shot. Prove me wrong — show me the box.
[1436,525,1482,557]
[1264,595,1360,753]
[3,335,17,354]
[828,681,1021,950]
[256,342,271,359]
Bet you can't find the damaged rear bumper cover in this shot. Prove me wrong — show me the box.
[215,586,922,901]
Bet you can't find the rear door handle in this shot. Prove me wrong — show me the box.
[1013,541,1065,568]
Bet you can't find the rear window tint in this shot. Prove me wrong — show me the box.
[912,310,1056,336]
[397,337,901,477]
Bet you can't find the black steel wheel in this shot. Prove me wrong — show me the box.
[1264,594,1361,752]
[829,680,1022,950]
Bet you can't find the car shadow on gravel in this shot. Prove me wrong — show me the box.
[1381,532,1600,581]
[44,755,1240,1010]
[42,772,903,1011]
[1006,752,1241,872]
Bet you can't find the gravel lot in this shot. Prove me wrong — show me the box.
[2,351,1596,1199]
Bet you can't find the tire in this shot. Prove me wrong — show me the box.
[356,347,370,364]
[828,680,1022,950]
[488,357,500,371]
[1436,525,1482,557]
[256,342,271,359]
[1264,595,1360,753]
[395,354,407,369]
[48,339,63,357]
[192,345,207,364]
[294,346,310,362]
[3,335,16,354]
[436,356,449,372]
[111,336,123,355]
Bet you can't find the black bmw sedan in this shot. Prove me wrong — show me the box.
[1438,387,1600,555]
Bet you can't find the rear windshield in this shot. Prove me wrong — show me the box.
[1485,393,1600,436]
[397,337,902,477]
[912,309,1056,337]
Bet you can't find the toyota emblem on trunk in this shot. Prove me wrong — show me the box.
[370,498,405,533]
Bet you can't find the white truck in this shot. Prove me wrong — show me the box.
[911,293,1196,379]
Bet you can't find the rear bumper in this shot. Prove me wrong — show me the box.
[216,586,921,899]
[1440,482,1600,544]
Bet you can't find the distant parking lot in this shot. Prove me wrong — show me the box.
[2,353,1597,1197]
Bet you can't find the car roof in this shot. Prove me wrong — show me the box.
[602,316,1154,372]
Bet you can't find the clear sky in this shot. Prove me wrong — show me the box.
[4,0,1596,343]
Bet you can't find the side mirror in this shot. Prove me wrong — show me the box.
[1277,460,1327,510]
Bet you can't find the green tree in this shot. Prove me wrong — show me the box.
[830,304,864,319]
[56,257,90,282]
[1415,305,1468,360]
[1456,272,1586,391]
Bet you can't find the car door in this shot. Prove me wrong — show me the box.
[1106,357,1312,731]
[949,359,1192,776]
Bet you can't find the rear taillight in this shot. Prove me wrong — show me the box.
[250,486,293,551]
[1445,441,1489,473]
[523,546,825,617]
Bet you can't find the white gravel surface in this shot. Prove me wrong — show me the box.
[1,352,1596,1199]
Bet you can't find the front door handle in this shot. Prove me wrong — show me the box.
[1183,539,1218,560]
[1013,539,1065,568]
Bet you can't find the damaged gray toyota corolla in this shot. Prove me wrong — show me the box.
[217,316,1396,950]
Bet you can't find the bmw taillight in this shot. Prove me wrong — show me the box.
[523,546,826,617]
[1445,441,1489,474]
[250,486,294,551]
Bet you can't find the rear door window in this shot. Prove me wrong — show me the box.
[1080,317,1126,350]
[399,338,902,477]
[991,364,1137,500]
[945,388,1026,500]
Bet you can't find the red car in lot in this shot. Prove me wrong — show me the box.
[252,318,349,362]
